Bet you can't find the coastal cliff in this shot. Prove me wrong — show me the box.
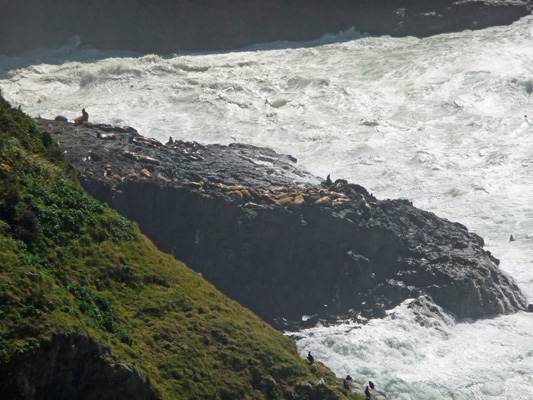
[34,116,528,329]
[1,96,367,400]
[0,0,531,55]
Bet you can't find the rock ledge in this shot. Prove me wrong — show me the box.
[36,117,528,329]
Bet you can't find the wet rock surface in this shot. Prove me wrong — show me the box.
[37,118,318,190]
[1,0,531,56]
[36,117,528,330]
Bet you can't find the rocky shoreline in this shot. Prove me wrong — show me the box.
[1,0,532,55]
[35,116,529,330]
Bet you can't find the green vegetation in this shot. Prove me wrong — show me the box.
[0,93,362,399]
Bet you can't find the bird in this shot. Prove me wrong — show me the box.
[307,351,314,364]
[369,381,375,389]
[365,385,371,398]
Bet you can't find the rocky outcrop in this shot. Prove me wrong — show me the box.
[35,118,528,329]
[0,333,157,400]
[1,0,531,56]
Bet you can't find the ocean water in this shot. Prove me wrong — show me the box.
[1,16,533,399]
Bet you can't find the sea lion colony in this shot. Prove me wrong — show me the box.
[37,115,382,212]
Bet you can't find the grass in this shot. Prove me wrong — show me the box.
[0,93,363,399]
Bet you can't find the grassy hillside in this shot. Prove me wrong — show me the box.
[0,94,362,399]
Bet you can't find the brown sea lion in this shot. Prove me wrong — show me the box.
[74,108,89,126]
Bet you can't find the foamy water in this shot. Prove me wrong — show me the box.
[1,16,533,399]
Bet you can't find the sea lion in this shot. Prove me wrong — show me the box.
[140,168,151,178]
[96,131,117,140]
[55,115,68,122]
[156,173,169,182]
[74,108,89,126]
[132,136,163,147]
[138,155,161,166]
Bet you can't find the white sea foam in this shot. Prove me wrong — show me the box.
[1,15,533,399]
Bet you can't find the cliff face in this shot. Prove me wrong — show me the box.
[2,333,157,400]
[34,117,528,329]
[1,0,531,55]
[82,177,527,327]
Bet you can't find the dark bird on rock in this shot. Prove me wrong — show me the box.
[369,381,375,389]
[326,174,332,186]
[307,351,314,364]
[365,385,371,398]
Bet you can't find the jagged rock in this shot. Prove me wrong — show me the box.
[0,333,157,400]
[35,118,528,329]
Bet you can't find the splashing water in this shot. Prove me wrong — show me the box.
[2,16,533,400]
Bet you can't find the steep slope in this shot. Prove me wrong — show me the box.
[0,95,363,399]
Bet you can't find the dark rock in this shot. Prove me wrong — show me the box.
[87,150,102,162]
[0,333,157,400]
[0,1,531,56]
[35,118,528,330]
